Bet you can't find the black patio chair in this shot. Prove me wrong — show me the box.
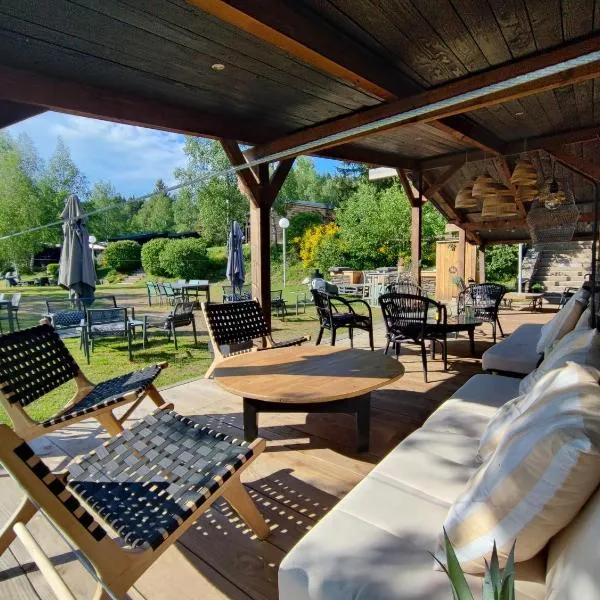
[457,283,506,343]
[558,286,577,309]
[386,281,427,297]
[83,307,133,363]
[312,289,374,350]
[379,292,447,383]
[271,289,288,318]
[223,284,252,303]
[10,292,21,330]
[143,301,198,350]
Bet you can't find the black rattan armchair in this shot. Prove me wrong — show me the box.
[457,283,506,343]
[143,301,198,350]
[386,281,427,297]
[379,292,447,383]
[312,289,374,350]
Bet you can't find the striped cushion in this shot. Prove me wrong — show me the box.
[438,362,600,573]
[519,328,600,396]
[477,393,525,462]
[535,289,589,355]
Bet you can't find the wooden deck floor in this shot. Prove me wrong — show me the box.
[0,307,553,599]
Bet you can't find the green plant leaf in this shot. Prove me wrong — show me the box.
[442,529,475,600]
[488,541,501,595]
[482,561,495,600]
[500,541,516,600]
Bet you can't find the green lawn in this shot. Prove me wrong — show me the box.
[0,275,378,426]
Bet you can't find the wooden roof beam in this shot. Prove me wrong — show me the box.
[246,34,600,162]
[462,211,595,232]
[0,100,46,129]
[0,65,278,144]
[194,0,504,156]
[397,169,420,207]
[544,148,600,183]
[423,160,465,198]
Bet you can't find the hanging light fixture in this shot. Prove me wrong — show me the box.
[481,185,518,218]
[472,172,495,198]
[526,177,579,246]
[511,157,538,186]
[455,178,478,209]
[539,159,569,210]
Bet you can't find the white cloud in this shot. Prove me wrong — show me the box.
[8,113,188,196]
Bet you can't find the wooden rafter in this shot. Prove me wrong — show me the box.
[0,100,46,128]
[396,169,419,207]
[194,0,504,156]
[247,34,600,162]
[423,160,465,198]
[544,148,600,183]
[462,212,595,232]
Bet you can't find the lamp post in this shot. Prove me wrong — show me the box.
[278,217,290,288]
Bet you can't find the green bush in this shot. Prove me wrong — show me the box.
[485,244,519,283]
[46,263,60,279]
[314,234,348,274]
[141,238,169,277]
[101,240,141,274]
[287,213,323,250]
[159,238,209,279]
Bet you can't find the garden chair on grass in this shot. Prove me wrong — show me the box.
[141,301,198,350]
[222,284,252,303]
[0,324,167,441]
[271,289,288,318]
[83,307,134,363]
[312,289,374,350]
[202,299,310,377]
[0,407,269,599]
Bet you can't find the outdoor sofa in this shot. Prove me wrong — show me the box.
[279,284,600,599]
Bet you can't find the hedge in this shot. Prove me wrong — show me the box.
[159,238,209,279]
[46,263,60,279]
[141,238,169,277]
[101,240,141,273]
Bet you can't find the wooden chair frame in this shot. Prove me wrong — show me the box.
[0,411,269,600]
[0,325,168,441]
[202,299,309,378]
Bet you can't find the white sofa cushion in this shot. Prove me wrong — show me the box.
[535,289,589,355]
[421,374,520,439]
[481,323,543,375]
[546,486,600,599]
[438,363,600,573]
[519,328,600,395]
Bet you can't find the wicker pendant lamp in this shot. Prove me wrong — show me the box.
[511,157,538,186]
[455,179,478,209]
[472,172,495,199]
[481,184,518,218]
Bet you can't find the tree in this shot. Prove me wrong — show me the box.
[172,187,198,232]
[86,181,132,241]
[132,179,174,232]
[175,137,248,244]
[42,137,88,200]
[485,244,519,283]
[287,212,324,251]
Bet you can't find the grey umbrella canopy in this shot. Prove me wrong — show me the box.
[226,220,245,293]
[58,194,96,301]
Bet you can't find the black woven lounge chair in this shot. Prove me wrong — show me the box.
[0,407,269,599]
[457,283,506,343]
[0,324,167,441]
[379,292,447,383]
[141,301,198,350]
[312,289,374,350]
[202,299,310,377]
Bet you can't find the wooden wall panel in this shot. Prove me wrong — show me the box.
[435,240,479,300]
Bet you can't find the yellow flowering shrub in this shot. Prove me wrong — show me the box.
[299,222,339,268]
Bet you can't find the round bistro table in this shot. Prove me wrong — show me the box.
[213,345,405,452]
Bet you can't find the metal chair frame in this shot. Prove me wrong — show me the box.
[457,283,506,343]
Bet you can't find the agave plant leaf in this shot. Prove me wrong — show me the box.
[499,542,516,600]
[488,542,501,593]
[482,562,495,600]
[442,529,475,600]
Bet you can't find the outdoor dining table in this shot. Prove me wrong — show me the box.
[425,314,482,355]
[213,345,405,452]
[172,280,211,304]
[0,300,15,333]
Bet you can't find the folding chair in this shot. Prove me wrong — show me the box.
[0,407,269,599]
[0,324,167,440]
[202,299,310,378]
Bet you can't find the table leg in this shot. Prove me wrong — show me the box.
[468,327,475,355]
[355,394,371,453]
[243,398,259,442]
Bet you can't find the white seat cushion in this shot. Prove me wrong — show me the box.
[482,323,543,374]
[421,374,521,439]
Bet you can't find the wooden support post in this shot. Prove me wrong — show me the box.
[220,140,294,329]
[411,172,423,286]
[478,246,486,282]
[457,228,466,283]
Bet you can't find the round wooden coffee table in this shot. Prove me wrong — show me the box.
[213,345,405,452]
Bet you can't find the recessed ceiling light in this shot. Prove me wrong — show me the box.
[211,63,225,71]
[514,111,524,117]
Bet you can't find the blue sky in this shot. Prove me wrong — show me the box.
[7,112,341,197]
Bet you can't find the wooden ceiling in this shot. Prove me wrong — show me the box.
[1,0,600,243]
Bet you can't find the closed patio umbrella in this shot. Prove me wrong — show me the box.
[226,220,245,294]
[58,194,96,301]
